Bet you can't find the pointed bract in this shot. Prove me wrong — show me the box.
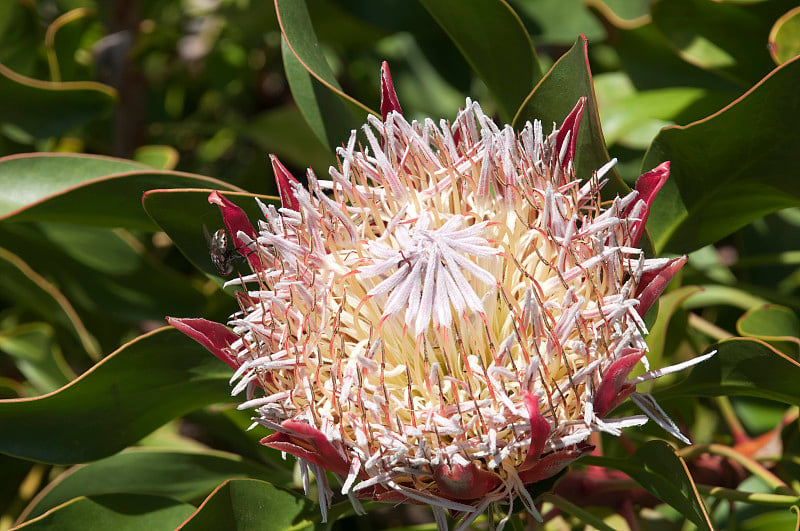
[167,317,239,370]
[270,154,301,211]
[380,61,403,120]
[635,255,688,317]
[207,191,260,269]
[629,161,671,247]
[261,420,352,476]
[594,349,646,416]
[555,97,586,171]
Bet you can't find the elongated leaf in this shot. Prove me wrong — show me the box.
[644,55,800,254]
[143,189,277,279]
[0,323,72,394]
[651,0,789,86]
[0,327,232,464]
[0,62,116,140]
[658,338,800,404]
[178,479,315,531]
[0,153,243,229]
[769,6,800,65]
[14,494,195,531]
[513,36,626,198]
[419,0,541,122]
[275,0,372,152]
[736,304,800,356]
[20,449,291,521]
[645,285,703,371]
[584,441,712,530]
[0,246,98,358]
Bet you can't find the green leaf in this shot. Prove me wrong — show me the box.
[142,189,277,279]
[0,323,73,394]
[276,0,372,152]
[644,55,800,254]
[0,62,116,140]
[0,246,99,358]
[419,0,542,122]
[20,449,291,521]
[0,223,207,327]
[769,6,800,65]
[583,440,713,530]
[0,153,243,229]
[659,338,800,404]
[179,479,315,531]
[651,0,789,86]
[513,36,627,198]
[645,285,703,371]
[14,494,195,531]
[736,304,800,356]
[0,327,232,464]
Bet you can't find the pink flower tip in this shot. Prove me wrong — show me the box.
[270,154,301,211]
[166,317,239,370]
[380,61,403,120]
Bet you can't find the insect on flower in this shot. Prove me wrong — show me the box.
[203,225,247,276]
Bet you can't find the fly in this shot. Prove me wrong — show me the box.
[204,226,238,276]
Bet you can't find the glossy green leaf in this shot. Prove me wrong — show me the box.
[14,494,195,531]
[513,36,626,198]
[143,189,277,279]
[0,224,206,333]
[419,0,541,122]
[0,246,98,358]
[20,449,291,521]
[0,63,116,141]
[0,327,232,464]
[644,55,800,254]
[0,153,243,229]
[736,304,800,356]
[240,107,335,176]
[510,0,607,45]
[0,323,72,394]
[583,440,712,530]
[276,0,372,152]
[659,338,800,404]
[651,0,792,86]
[769,6,800,65]
[179,479,315,531]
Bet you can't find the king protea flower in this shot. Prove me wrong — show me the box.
[169,63,713,529]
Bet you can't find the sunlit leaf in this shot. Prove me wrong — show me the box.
[514,35,626,198]
[644,55,800,254]
[419,0,542,122]
[659,338,800,404]
[769,6,800,65]
[0,153,243,229]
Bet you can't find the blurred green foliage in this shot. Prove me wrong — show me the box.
[2,1,800,530]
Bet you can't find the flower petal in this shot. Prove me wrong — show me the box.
[518,443,592,484]
[261,420,351,476]
[630,161,670,247]
[167,317,239,370]
[270,154,301,211]
[433,462,501,500]
[594,349,645,417]
[635,255,687,317]
[380,61,403,120]
[555,97,586,171]
[520,392,552,469]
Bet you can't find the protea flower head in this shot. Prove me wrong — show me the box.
[169,63,713,529]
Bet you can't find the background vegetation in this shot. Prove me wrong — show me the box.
[2,0,800,529]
